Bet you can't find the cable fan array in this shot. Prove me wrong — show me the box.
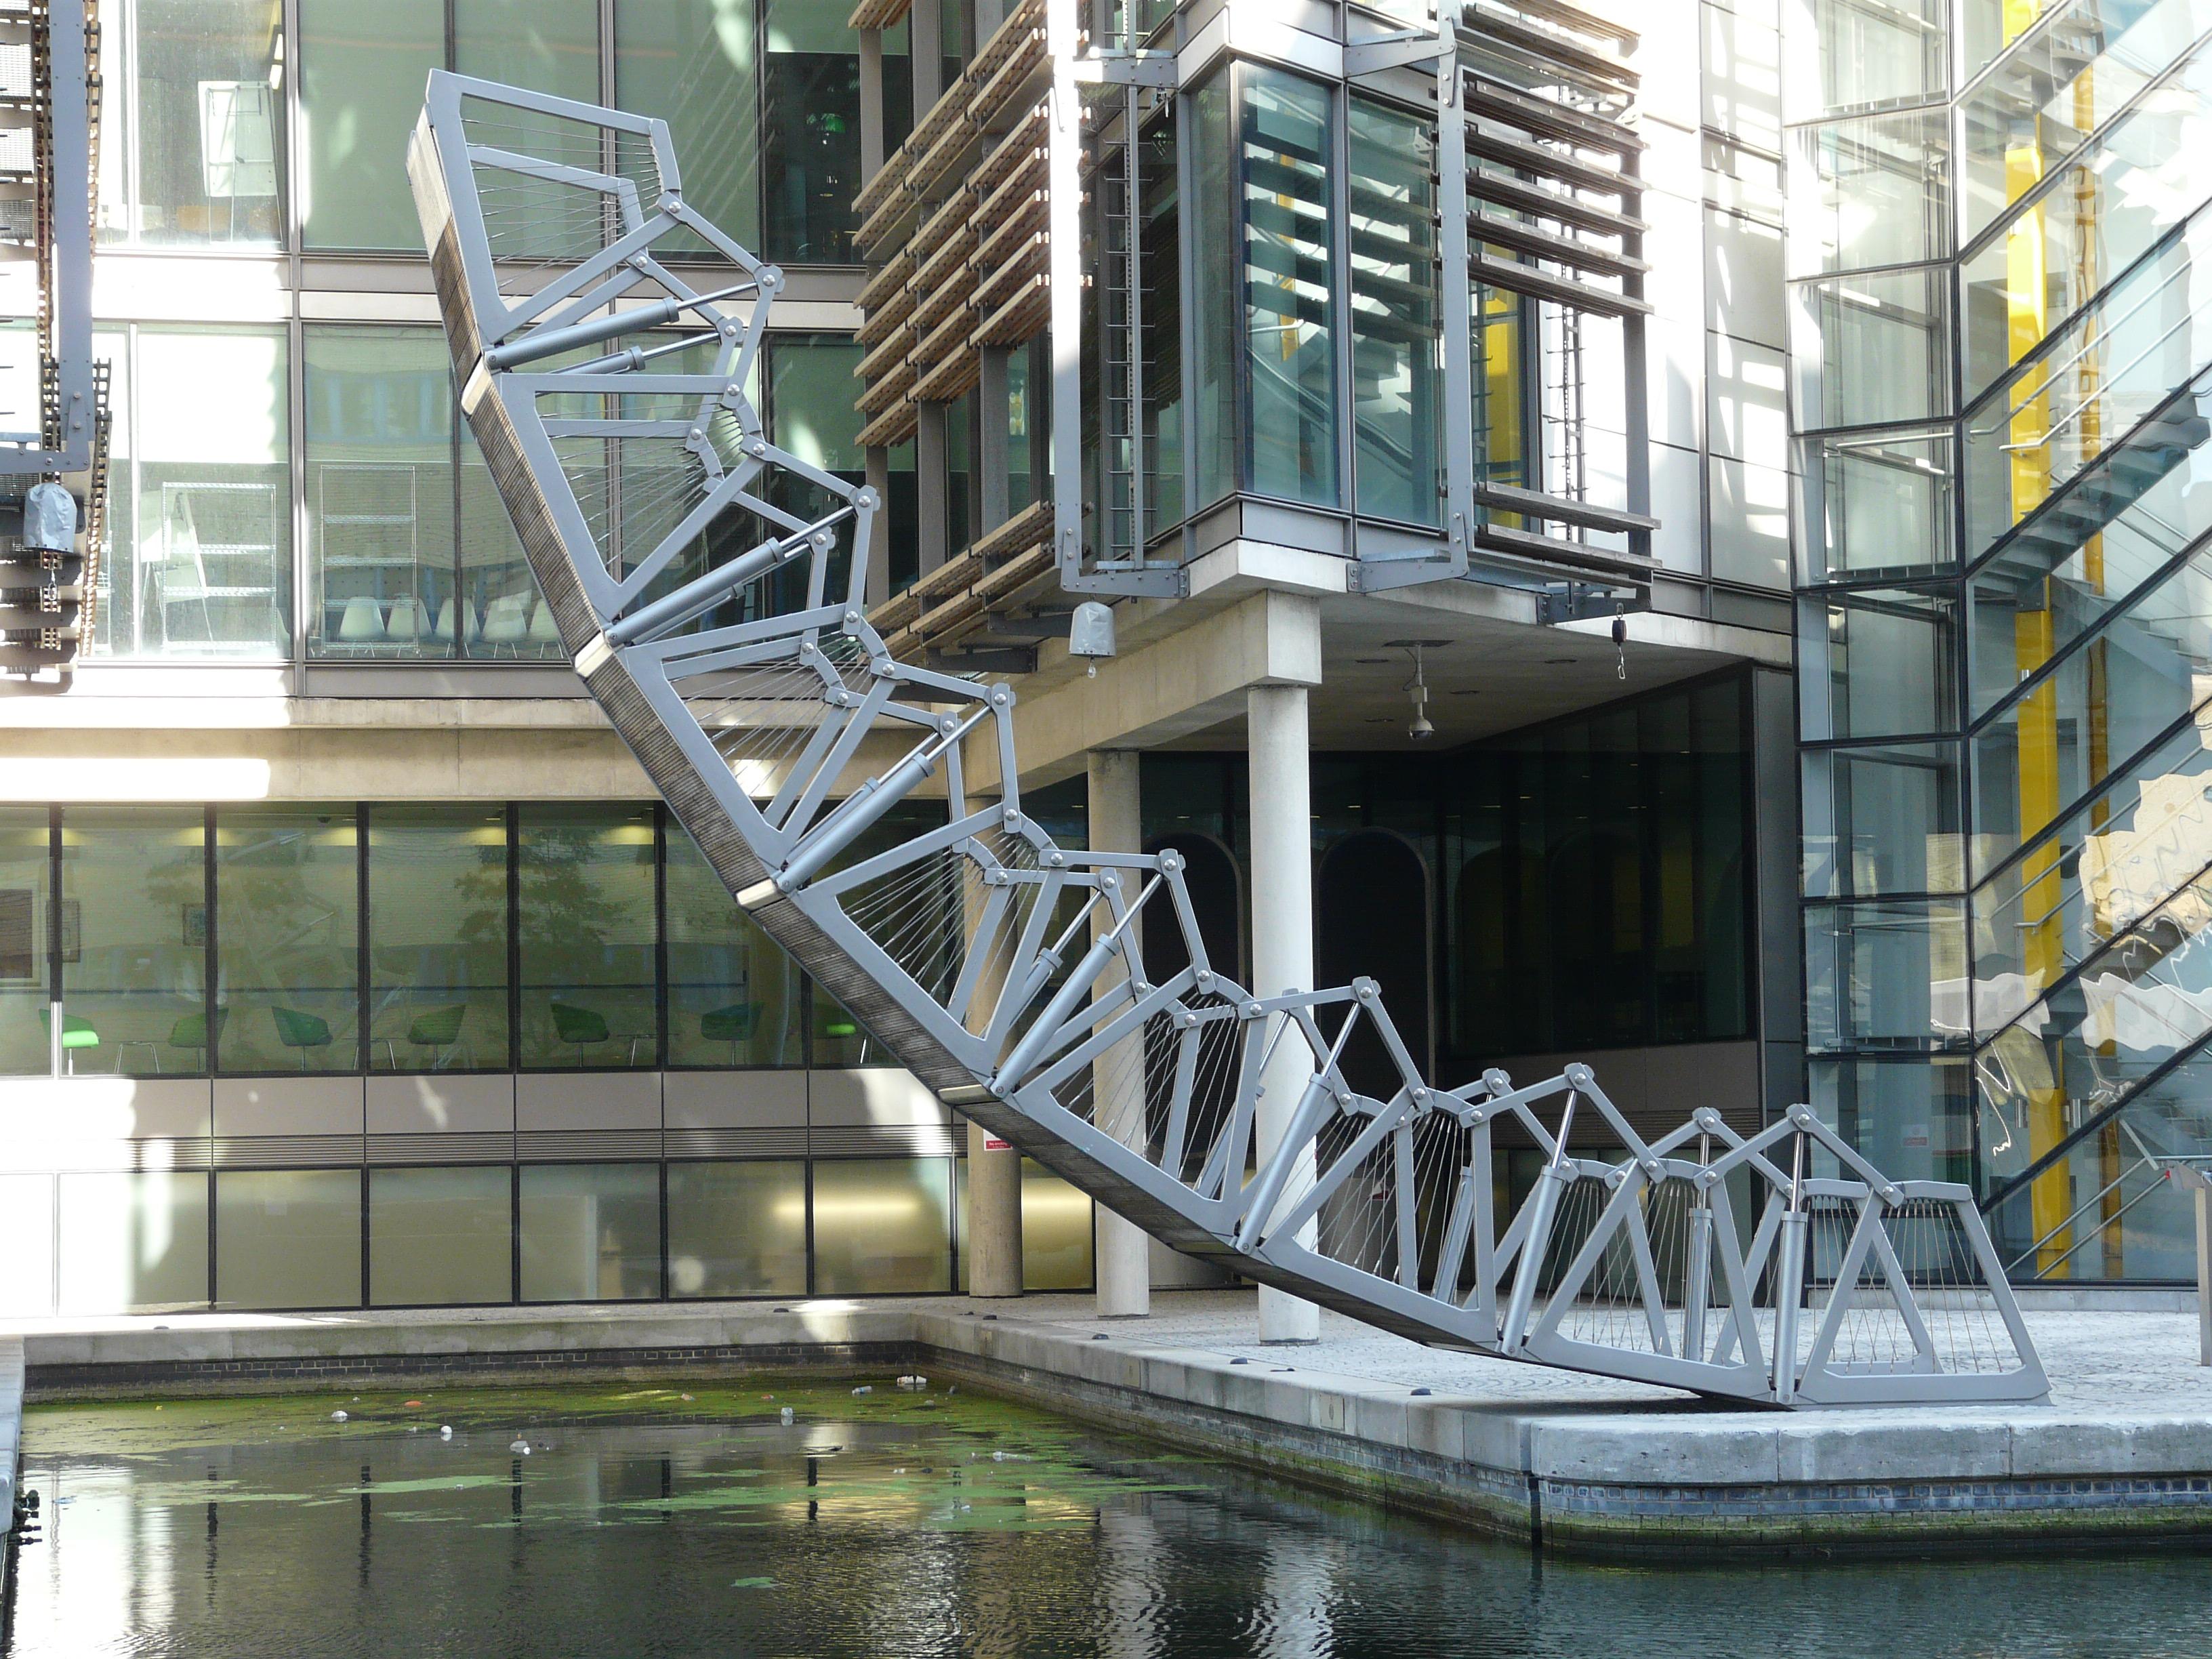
[411,72,2045,1407]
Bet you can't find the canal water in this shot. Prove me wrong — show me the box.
[2,1378,2200,1658]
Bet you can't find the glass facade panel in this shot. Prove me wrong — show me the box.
[57,1171,209,1312]
[518,1163,660,1300]
[300,0,445,251]
[1801,741,1965,899]
[666,1161,807,1296]
[1240,68,1338,507]
[102,0,286,247]
[0,809,49,1076]
[1788,108,1950,275]
[1020,1160,1093,1292]
[99,325,291,661]
[1794,270,1951,430]
[1805,428,1954,580]
[517,805,659,1069]
[1140,117,1181,536]
[1189,68,1236,510]
[459,426,567,660]
[367,806,511,1072]
[1792,0,1948,118]
[665,827,801,1067]
[60,808,207,1078]
[1348,98,1439,527]
[759,0,867,264]
[811,1158,951,1293]
[1808,1055,1973,1185]
[369,1166,513,1305]
[615,0,764,256]
[1807,586,1959,739]
[304,327,457,660]
[454,0,600,102]
[1805,899,1968,1050]
[0,1175,54,1315]
[215,1168,363,1309]
[213,806,361,1074]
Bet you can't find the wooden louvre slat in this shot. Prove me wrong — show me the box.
[972,498,1054,566]
[855,281,916,347]
[846,0,911,30]
[970,272,1048,348]
[855,246,916,314]
[857,402,920,449]
[1471,210,1647,280]
[913,348,981,404]
[1469,249,1649,317]
[972,232,1046,315]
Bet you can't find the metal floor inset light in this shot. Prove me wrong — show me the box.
[410,71,2046,1408]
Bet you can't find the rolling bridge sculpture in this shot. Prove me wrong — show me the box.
[410,73,2046,1408]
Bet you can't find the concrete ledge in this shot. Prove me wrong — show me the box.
[10,1298,2212,1557]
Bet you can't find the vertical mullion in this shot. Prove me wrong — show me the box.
[653,801,670,1068]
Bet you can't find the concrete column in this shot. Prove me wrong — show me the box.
[916,403,949,576]
[857,30,884,182]
[863,447,891,607]
[1248,681,1319,1343]
[966,1116,1023,1298]
[964,864,1021,1298]
[1089,747,1151,1317]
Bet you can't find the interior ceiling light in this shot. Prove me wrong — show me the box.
[1404,643,1435,742]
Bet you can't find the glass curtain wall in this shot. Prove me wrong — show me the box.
[366,805,511,1071]
[212,805,361,1073]
[0,809,50,1076]
[1791,0,2212,1279]
[58,808,209,1079]
[516,805,659,1069]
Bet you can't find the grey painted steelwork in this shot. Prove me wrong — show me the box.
[411,74,2043,1408]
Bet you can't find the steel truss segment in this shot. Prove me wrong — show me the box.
[419,73,2045,1410]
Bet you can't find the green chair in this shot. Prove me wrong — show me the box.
[38,1009,100,1073]
[270,1005,334,1068]
[700,1002,760,1063]
[550,1000,610,1065]
[165,1007,226,1072]
[406,1003,471,1069]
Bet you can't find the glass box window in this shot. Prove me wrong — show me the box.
[370,1166,513,1305]
[213,806,361,1074]
[519,1163,660,1300]
[216,1169,363,1309]
[300,0,444,251]
[0,809,49,1077]
[99,0,286,247]
[665,827,801,1067]
[811,1158,951,1293]
[1348,97,1440,527]
[367,806,511,1072]
[666,1161,807,1296]
[615,0,765,256]
[454,0,600,104]
[459,426,567,661]
[96,325,291,661]
[60,808,207,1079]
[517,805,659,1069]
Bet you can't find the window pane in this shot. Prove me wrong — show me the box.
[615,0,763,255]
[1809,586,1959,740]
[214,806,360,1073]
[1189,69,1236,509]
[0,1174,54,1314]
[1242,68,1338,507]
[518,805,657,1069]
[1021,1160,1092,1292]
[1801,740,1965,899]
[1348,98,1439,526]
[105,326,291,661]
[1788,108,1950,276]
[1139,116,1179,534]
[305,327,459,660]
[105,0,285,247]
[1805,899,1967,1050]
[455,0,600,102]
[300,0,444,250]
[760,0,865,263]
[665,827,801,1067]
[371,1166,512,1305]
[0,808,49,1076]
[811,1158,950,1293]
[60,807,206,1078]
[367,804,512,1072]
[1805,428,1955,581]
[1792,268,1951,430]
[667,1161,806,1296]
[58,1170,209,1312]
[519,1163,659,1300]
[216,1169,362,1309]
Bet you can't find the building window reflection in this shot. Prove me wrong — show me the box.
[213,804,361,1073]
[516,804,659,1070]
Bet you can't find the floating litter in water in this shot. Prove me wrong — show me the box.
[405,1399,424,1408]
[851,1385,872,1396]
[779,1406,794,1424]
[330,1410,348,1422]
[680,1393,694,1402]
[409,1426,419,1434]
[509,1439,531,1455]
[896,1374,927,1391]
[439,1426,453,1439]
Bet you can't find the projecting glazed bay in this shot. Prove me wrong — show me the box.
[5,1382,2203,1657]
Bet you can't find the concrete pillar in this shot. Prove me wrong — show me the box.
[966,1116,1023,1298]
[1248,682,1320,1344]
[1089,747,1151,1317]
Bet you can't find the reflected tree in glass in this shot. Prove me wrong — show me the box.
[213,805,360,1073]
[517,804,658,1069]
[367,805,511,1071]
[60,808,207,1078]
